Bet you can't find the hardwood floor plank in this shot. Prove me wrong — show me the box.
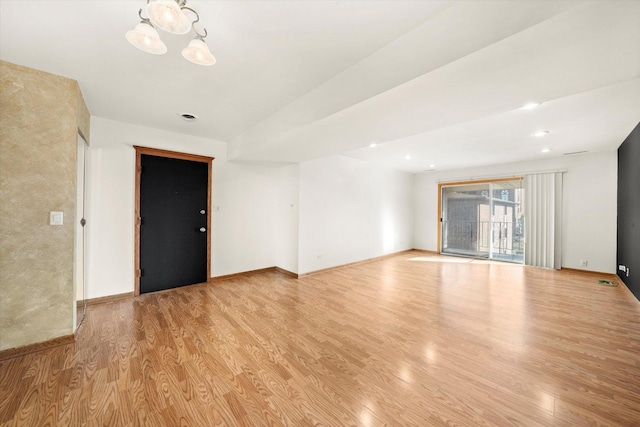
[1,251,639,425]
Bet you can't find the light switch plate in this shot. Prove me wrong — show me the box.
[50,211,63,225]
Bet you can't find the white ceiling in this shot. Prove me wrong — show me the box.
[1,0,638,172]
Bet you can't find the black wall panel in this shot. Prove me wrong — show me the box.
[617,122,640,301]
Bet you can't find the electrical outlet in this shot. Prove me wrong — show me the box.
[619,264,626,271]
[626,267,630,277]
[580,259,588,267]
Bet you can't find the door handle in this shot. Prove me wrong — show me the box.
[200,227,206,233]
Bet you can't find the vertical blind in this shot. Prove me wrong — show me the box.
[524,173,563,269]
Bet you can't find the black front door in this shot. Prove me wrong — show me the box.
[140,154,208,294]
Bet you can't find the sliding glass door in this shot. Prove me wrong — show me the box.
[441,179,524,263]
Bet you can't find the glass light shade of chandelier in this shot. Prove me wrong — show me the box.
[181,38,216,66]
[146,0,191,35]
[125,21,167,55]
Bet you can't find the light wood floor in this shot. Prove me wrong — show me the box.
[2,251,640,426]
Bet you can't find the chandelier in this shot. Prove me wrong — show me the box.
[126,0,216,66]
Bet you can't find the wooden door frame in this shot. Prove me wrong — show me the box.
[437,177,523,254]
[134,146,214,296]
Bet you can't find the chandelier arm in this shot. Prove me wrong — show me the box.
[137,8,152,26]
[196,27,208,39]
[181,6,200,24]
[181,6,207,39]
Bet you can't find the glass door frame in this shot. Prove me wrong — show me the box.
[437,177,524,262]
[75,133,89,330]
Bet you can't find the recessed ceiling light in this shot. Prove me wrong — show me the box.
[429,164,435,168]
[369,143,377,148]
[405,155,412,160]
[521,102,540,110]
[534,130,549,137]
[179,113,198,122]
[541,148,552,153]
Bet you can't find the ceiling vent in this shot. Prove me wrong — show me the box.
[563,150,588,156]
[179,113,198,122]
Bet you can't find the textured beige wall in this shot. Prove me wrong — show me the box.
[0,61,90,351]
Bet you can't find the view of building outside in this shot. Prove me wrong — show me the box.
[441,180,524,263]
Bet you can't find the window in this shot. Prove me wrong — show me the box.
[439,179,524,263]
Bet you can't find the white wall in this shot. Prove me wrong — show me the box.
[414,151,618,273]
[298,155,414,274]
[86,117,278,299]
[276,164,300,274]
[211,161,278,277]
